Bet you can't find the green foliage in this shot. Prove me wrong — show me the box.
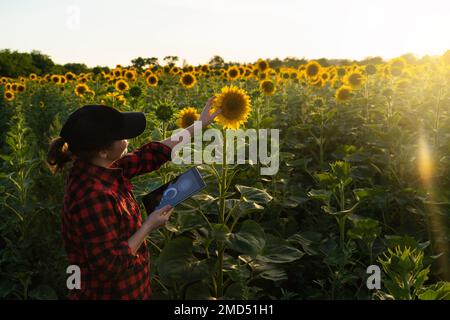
[0,52,449,300]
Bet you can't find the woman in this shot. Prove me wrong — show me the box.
[46,98,220,300]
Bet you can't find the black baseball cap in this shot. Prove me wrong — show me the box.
[60,105,146,153]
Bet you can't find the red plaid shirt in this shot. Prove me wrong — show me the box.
[62,141,172,300]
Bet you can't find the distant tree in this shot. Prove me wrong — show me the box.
[283,57,307,68]
[131,57,146,70]
[163,56,179,67]
[359,56,384,65]
[208,55,225,68]
[268,58,283,69]
[145,57,159,66]
[92,66,110,75]
[30,50,55,74]
[62,63,89,74]
[400,53,417,64]
[0,49,39,77]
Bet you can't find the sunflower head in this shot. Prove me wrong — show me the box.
[65,72,76,81]
[75,84,89,97]
[260,80,276,96]
[310,77,324,87]
[212,86,251,130]
[201,65,210,73]
[390,67,403,77]
[171,66,181,75]
[4,91,15,101]
[335,85,352,103]
[365,64,377,75]
[146,74,159,87]
[227,67,240,80]
[129,86,142,98]
[180,73,197,88]
[51,75,61,84]
[256,59,269,72]
[306,61,321,78]
[176,107,200,128]
[115,79,129,92]
[390,57,407,70]
[345,71,364,89]
[124,70,136,81]
[155,99,175,122]
[113,68,122,78]
[17,84,26,93]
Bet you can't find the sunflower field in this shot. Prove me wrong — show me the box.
[1,52,450,300]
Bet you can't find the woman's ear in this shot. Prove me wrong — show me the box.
[98,149,109,159]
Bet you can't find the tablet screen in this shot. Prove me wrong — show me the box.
[142,167,206,214]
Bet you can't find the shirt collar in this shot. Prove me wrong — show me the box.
[72,157,124,182]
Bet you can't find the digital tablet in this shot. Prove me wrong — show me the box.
[142,166,207,214]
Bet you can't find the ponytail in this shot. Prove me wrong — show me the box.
[46,137,73,174]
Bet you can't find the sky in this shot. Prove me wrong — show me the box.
[0,0,449,67]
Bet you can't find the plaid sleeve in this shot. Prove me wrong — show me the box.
[113,141,172,179]
[71,191,135,281]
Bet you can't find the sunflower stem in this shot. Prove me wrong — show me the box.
[216,129,228,298]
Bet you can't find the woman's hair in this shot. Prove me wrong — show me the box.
[46,137,114,174]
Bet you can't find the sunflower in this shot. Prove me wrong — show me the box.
[390,67,403,77]
[146,74,159,87]
[345,71,364,89]
[112,68,122,78]
[51,75,61,84]
[258,72,268,81]
[115,79,129,92]
[310,77,324,87]
[29,73,38,81]
[201,65,210,73]
[260,80,276,96]
[212,86,251,130]
[65,72,76,81]
[124,70,137,81]
[365,64,377,75]
[390,57,407,70]
[176,107,200,128]
[171,66,181,75]
[305,61,321,78]
[256,59,269,72]
[227,66,240,80]
[321,72,330,81]
[143,69,153,78]
[17,84,26,93]
[4,91,15,101]
[155,99,175,122]
[180,73,197,89]
[335,86,352,103]
[74,84,89,97]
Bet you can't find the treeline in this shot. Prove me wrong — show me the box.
[0,49,435,78]
[0,49,96,78]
